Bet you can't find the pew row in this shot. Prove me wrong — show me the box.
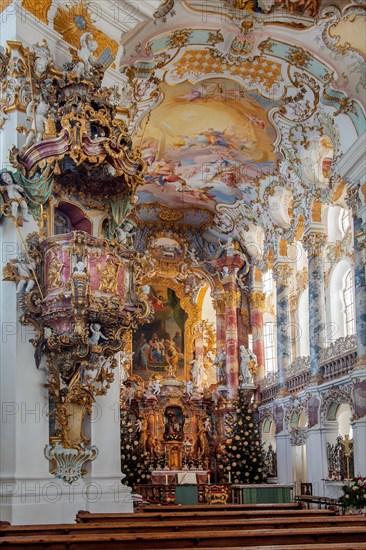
[1,515,364,537]
[76,508,338,523]
[0,526,365,549]
[142,503,302,512]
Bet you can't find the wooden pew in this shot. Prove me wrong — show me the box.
[76,508,338,523]
[0,515,364,537]
[143,503,302,512]
[0,526,365,549]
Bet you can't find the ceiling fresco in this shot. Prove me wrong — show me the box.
[135,79,276,212]
[2,0,364,259]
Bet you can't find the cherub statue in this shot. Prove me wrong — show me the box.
[33,40,53,77]
[185,380,194,397]
[88,323,108,346]
[116,219,136,248]
[0,171,29,223]
[73,32,98,79]
[152,378,162,396]
[10,253,36,294]
[23,99,50,150]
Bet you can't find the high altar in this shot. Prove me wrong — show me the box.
[119,237,259,486]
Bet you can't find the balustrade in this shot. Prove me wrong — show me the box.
[258,336,357,402]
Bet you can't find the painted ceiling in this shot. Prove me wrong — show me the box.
[135,79,276,212]
[117,0,365,238]
[6,0,366,252]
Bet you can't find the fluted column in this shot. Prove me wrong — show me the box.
[302,229,327,379]
[273,263,292,393]
[347,185,366,362]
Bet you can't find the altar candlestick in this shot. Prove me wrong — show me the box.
[228,472,231,483]
[165,474,168,485]
[208,474,211,485]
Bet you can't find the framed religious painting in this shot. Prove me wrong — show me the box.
[132,284,188,382]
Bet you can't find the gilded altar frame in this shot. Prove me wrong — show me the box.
[134,274,201,380]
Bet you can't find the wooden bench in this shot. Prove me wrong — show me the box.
[0,526,365,548]
[76,508,338,523]
[1,515,364,537]
[143,502,302,512]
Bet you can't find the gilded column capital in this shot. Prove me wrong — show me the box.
[272,263,292,286]
[249,291,266,309]
[212,297,225,313]
[223,289,241,307]
[302,231,327,256]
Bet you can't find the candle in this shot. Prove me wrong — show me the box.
[166,474,168,485]
[228,472,231,483]
[208,474,210,485]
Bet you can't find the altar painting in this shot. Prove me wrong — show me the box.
[132,286,186,381]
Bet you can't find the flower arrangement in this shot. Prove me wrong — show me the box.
[339,477,366,513]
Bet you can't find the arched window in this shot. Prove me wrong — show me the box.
[264,321,275,373]
[343,270,355,336]
[263,270,273,295]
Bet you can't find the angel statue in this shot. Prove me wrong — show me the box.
[88,323,108,346]
[23,99,50,150]
[0,171,29,223]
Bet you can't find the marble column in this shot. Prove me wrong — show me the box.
[273,263,292,393]
[224,284,241,397]
[249,291,265,380]
[302,229,327,380]
[213,294,226,353]
[347,186,366,362]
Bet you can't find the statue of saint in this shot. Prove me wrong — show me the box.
[98,258,118,293]
[239,344,257,386]
[48,250,65,289]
